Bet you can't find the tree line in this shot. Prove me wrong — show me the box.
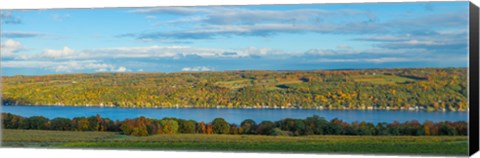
[2,68,467,111]
[2,113,467,137]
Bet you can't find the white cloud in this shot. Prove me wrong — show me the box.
[124,7,467,43]
[41,47,76,58]
[85,63,117,72]
[19,45,277,61]
[52,62,82,72]
[3,39,23,49]
[47,61,121,73]
[305,46,358,56]
[154,16,207,26]
[181,66,212,72]
[130,7,370,25]
[94,45,279,59]
[129,7,211,15]
[124,7,382,40]
[313,57,427,64]
[1,39,24,57]
[115,66,127,72]
[2,59,128,73]
[305,49,338,56]
[354,30,467,50]
[364,57,413,63]
[354,35,406,42]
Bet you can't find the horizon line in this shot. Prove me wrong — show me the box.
[2,66,468,77]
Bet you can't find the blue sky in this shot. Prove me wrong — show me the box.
[0,2,469,76]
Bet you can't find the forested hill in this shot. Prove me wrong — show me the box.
[1,68,467,111]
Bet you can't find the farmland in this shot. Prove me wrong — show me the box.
[350,74,418,85]
[2,129,468,155]
[1,68,468,111]
[215,78,304,90]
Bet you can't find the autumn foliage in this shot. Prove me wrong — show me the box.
[1,68,468,111]
[2,113,468,137]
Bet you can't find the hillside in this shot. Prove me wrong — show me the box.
[1,68,468,111]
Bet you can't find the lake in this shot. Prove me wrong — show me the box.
[1,105,468,124]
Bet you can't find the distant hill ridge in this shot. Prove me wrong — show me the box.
[1,68,468,112]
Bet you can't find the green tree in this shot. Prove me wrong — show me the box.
[270,128,291,136]
[2,113,25,129]
[305,115,328,135]
[159,119,179,134]
[240,119,256,134]
[119,117,153,136]
[26,116,50,130]
[178,120,196,134]
[212,118,230,134]
[50,117,72,131]
[72,117,90,131]
[256,121,275,135]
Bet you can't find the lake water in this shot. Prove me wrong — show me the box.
[1,105,468,124]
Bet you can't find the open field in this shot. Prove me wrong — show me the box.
[2,129,468,155]
[350,74,418,85]
[215,78,304,90]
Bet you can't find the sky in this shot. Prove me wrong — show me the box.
[0,2,470,76]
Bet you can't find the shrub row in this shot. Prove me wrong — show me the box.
[2,113,467,136]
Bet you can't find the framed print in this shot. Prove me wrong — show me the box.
[1,1,479,157]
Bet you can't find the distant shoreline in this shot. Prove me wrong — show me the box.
[2,104,468,112]
[2,67,468,77]
[2,68,468,112]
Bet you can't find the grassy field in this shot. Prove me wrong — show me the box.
[1,129,468,156]
[351,74,418,85]
[215,78,304,90]
[215,74,419,89]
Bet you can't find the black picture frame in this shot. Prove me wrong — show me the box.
[469,1,479,156]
